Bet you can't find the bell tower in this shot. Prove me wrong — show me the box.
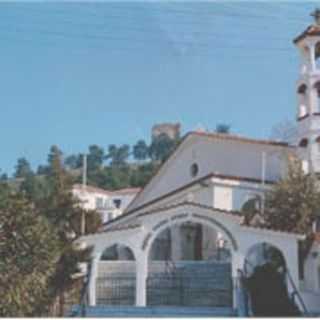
[294,9,320,173]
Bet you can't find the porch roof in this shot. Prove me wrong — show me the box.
[98,201,304,239]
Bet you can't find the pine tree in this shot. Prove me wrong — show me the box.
[39,145,102,315]
[0,193,60,317]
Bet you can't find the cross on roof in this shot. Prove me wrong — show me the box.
[311,8,320,25]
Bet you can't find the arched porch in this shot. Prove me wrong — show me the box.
[81,202,303,310]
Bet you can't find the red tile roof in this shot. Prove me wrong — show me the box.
[188,131,292,148]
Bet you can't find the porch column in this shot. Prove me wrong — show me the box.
[232,251,245,310]
[89,254,100,306]
[136,251,148,306]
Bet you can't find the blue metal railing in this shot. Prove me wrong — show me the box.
[285,268,308,316]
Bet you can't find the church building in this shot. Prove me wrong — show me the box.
[78,12,320,316]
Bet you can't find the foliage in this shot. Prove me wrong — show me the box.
[0,193,60,317]
[87,145,104,171]
[14,157,33,178]
[0,145,103,316]
[263,156,320,235]
[37,164,50,175]
[133,140,149,161]
[64,154,82,170]
[106,144,130,167]
[38,145,102,314]
[149,133,179,163]
[20,173,50,202]
[129,162,159,187]
[215,123,231,134]
[0,173,8,181]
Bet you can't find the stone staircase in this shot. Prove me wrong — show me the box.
[96,261,233,308]
[69,305,236,317]
[147,262,232,307]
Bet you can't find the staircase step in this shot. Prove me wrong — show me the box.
[70,305,236,317]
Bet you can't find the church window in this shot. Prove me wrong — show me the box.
[314,81,320,112]
[297,83,307,94]
[95,197,104,209]
[297,84,308,118]
[315,42,320,67]
[241,195,262,225]
[113,199,122,209]
[100,244,135,261]
[190,163,199,178]
[315,136,320,152]
[299,138,308,147]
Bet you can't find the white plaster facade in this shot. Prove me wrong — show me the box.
[72,184,140,224]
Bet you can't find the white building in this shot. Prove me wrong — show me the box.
[73,184,141,224]
[77,12,320,316]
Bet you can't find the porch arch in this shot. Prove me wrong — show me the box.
[144,212,238,259]
[96,243,137,306]
[244,242,286,276]
[144,211,236,307]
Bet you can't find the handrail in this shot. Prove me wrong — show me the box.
[236,269,251,317]
[286,268,308,316]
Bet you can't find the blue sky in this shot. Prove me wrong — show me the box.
[0,1,317,175]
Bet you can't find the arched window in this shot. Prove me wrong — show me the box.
[297,83,307,94]
[315,42,320,65]
[315,136,320,153]
[100,244,135,261]
[314,81,320,113]
[241,195,262,225]
[297,83,308,118]
[299,138,308,147]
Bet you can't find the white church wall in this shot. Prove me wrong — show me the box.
[129,134,289,212]
[213,185,233,211]
[237,227,301,286]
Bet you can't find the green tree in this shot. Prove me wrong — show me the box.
[20,174,49,203]
[106,144,130,167]
[47,145,63,172]
[14,157,33,178]
[0,172,8,181]
[87,145,104,171]
[215,123,231,134]
[129,162,159,188]
[37,164,50,175]
[149,133,178,163]
[38,145,102,315]
[64,154,82,170]
[133,140,149,161]
[263,156,320,235]
[0,193,60,317]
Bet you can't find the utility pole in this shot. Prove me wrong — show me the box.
[82,153,87,190]
[261,151,266,215]
[81,153,87,235]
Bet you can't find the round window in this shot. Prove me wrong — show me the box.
[190,163,199,178]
